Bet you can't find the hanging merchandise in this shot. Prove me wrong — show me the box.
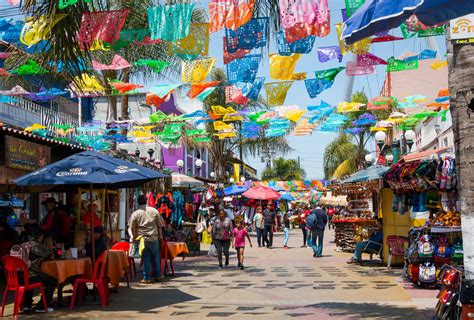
[367,96,396,110]
[225,18,268,53]
[235,77,265,100]
[147,3,194,41]
[270,53,301,80]
[314,67,345,81]
[209,0,254,33]
[357,52,388,66]
[317,46,343,63]
[181,58,216,83]
[20,14,67,46]
[265,81,294,106]
[336,23,371,55]
[337,101,365,113]
[346,61,375,76]
[148,84,181,98]
[225,86,249,105]
[344,0,365,18]
[109,29,149,49]
[10,59,49,75]
[304,78,333,98]
[169,23,209,61]
[187,81,221,99]
[277,32,315,56]
[92,54,130,70]
[226,54,261,84]
[223,37,251,64]
[403,49,437,62]
[171,190,184,226]
[77,10,129,49]
[386,57,419,72]
[134,59,171,73]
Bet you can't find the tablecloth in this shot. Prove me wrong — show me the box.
[166,242,189,260]
[108,250,129,286]
[41,258,93,284]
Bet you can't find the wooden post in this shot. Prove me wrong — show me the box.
[105,186,114,243]
[89,184,95,265]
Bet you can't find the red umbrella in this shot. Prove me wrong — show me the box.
[242,186,281,200]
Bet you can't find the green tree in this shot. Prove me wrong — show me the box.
[261,157,305,180]
[323,134,358,180]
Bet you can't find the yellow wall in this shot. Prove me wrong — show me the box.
[381,188,411,264]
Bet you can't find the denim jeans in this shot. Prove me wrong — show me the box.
[263,225,273,247]
[256,228,265,246]
[214,239,230,265]
[309,229,324,257]
[301,226,307,246]
[23,272,57,309]
[142,240,161,280]
[283,227,289,247]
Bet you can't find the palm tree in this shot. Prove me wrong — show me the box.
[323,134,358,180]
[261,157,305,180]
[446,29,474,278]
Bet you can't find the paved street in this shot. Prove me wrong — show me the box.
[3,229,437,319]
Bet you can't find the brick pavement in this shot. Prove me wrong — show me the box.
[1,228,437,319]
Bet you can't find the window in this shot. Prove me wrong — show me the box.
[443,137,448,148]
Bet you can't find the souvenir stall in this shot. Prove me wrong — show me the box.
[383,156,462,287]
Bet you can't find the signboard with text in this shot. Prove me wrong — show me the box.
[450,14,474,44]
[5,136,51,171]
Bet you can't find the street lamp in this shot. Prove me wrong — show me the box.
[375,131,387,150]
[135,147,140,158]
[385,154,394,164]
[405,130,416,153]
[365,154,374,166]
[210,171,216,179]
[195,159,203,176]
[176,159,184,173]
[229,177,235,184]
[240,177,245,182]
[147,148,154,160]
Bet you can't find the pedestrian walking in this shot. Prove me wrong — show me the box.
[129,195,164,284]
[232,218,253,269]
[253,207,265,247]
[283,212,290,249]
[307,205,328,258]
[299,206,310,247]
[263,204,277,248]
[212,210,233,268]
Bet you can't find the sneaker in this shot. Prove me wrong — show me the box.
[35,307,54,313]
[284,246,289,249]
[225,259,229,266]
[240,265,244,270]
[140,279,152,284]
[313,252,317,257]
[219,263,223,268]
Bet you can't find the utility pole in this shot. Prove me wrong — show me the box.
[297,156,301,170]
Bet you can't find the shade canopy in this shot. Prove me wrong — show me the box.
[171,172,204,188]
[242,186,281,200]
[341,165,390,184]
[14,151,168,188]
[280,193,295,201]
[224,184,248,196]
[342,0,474,45]
[269,185,286,192]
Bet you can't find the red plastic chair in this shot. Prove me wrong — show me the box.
[1,256,48,318]
[110,242,135,287]
[386,235,409,269]
[0,241,14,260]
[70,251,109,309]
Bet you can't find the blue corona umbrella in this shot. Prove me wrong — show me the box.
[14,150,168,188]
[342,0,474,45]
[280,193,295,201]
[224,184,248,196]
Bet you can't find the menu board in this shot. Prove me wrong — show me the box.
[5,136,51,171]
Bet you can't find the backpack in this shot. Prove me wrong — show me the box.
[419,261,437,285]
[434,236,452,264]
[418,234,434,259]
[10,243,32,267]
[451,238,463,263]
[305,213,318,231]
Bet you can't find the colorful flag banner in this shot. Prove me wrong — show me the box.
[108,29,149,49]
[235,77,265,100]
[146,93,169,107]
[400,15,446,38]
[59,0,91,9]
[182,110,207,118]
[78,10,129,49]
[386,57,419,72]
[317,46,342,63]
[0,68,10,77]
[345,0,365,18]
[187,81,221,99]
[337,101,365,113]
[336,23,371,55]
[285,110,306,122]
[92,54,130,70]
[304,78,333,98]
[225,18,268,53]
[226,86,249,105]
[314,67,345,81]
[197,87,216,102]
[212,105,236,115]
[134,59,170,73]
[277,32,315,56]
[20,14,67,46]
[0,85,29,96]
[109,81,143,94]
[431,60,448,70]
[182,58,216,83]
[403,49,437,62]
[169,23,209,61]
[352,113,377,126]
[270,53,301,80]
[147,4,194,41]
[265,81,294,106]
[367,96,396,110]
[72,73,105,94]
[223,37,250,64]
[291,72,307,80]
[10,59,49,75]
[371,34,404,43]
[0,52,15,59]
[148,84,181,98]
[226,54,261,84]
[209,0,254,33]
[357,52,388,66]
[346,61,375,76]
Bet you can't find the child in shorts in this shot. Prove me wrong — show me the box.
[232,218,252,270]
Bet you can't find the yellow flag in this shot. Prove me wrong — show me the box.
[213,121,233,131]
[270,53,301,80]
[182,58,216,83]
[336,23,371,55]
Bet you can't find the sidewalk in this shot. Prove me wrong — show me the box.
[1,228,437,319]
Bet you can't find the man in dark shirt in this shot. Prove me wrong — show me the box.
[348,220,383,263]
[263,204,277,248]
[85,227,108,260]
[309,206,328,257]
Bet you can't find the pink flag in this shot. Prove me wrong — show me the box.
[92,54,131,70]
[371,34,404,43]
[0,52,15,59]
[357,52,387,66]
[346,61,375,76]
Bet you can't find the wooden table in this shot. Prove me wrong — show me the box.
[41,258,93,285]
[108,250,130,287]
[161,241,189,276]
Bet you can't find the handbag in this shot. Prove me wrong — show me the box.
[194,215,206,234]
[208,244,218,257]
[201,230,212,244]
[461,279,474,304]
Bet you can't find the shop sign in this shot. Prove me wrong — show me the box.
[450,14,474,44]
[5,136,51,171]
[0,102,41,128]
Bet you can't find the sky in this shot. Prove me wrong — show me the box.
[0,0,448,179]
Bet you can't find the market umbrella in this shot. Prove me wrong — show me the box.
[224,184,248,196]
[342,0,474,45]
[269,185,286,192]
[242,186,281,200]
[280,193,295,201]
[171,173,204,188]
[341,165,390,183]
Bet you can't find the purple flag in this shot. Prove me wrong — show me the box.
[317,46,343,63]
